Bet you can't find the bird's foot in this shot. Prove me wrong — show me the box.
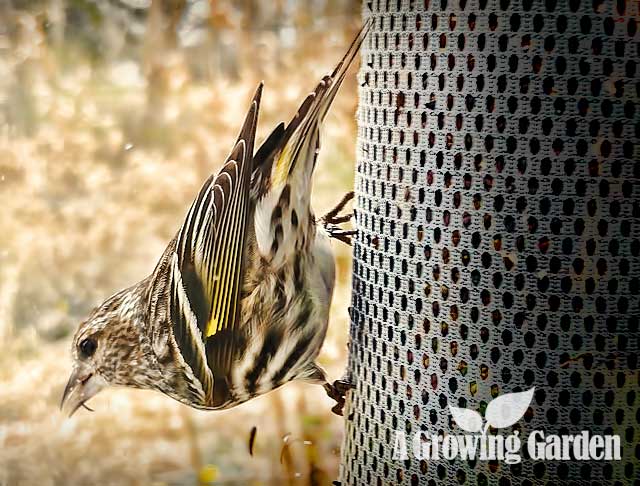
[323,191,356,245]
[324,191,354,225]
[323,379,356,416]
[325,228,357,246]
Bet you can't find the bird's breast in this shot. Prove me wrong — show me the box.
[221,244,334,406]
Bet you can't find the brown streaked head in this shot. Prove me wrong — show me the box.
[61,283,160,416]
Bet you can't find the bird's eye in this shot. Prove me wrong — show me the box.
[79,338,97,358]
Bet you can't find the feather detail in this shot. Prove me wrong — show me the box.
[251,122,286,199]
[169,252,214,397]
[268,22,370,183]
[153,83,262,406]
[252,24,370,261]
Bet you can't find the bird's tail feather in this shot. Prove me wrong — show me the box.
[271,22,371,185]
[251,23,370,263]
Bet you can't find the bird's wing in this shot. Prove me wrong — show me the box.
[161,83,262,402]
[251,22,371,197]
[278,22,370,180]
[250,23,370,263]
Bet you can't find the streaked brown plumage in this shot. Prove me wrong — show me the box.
[61,25,369,417]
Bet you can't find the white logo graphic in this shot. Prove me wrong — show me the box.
[449,387,535,435]
[393,387,621,464]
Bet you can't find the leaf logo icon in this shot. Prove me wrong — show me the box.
[485,387,535,429]
[449,406,483,432]
[449,387,535,434]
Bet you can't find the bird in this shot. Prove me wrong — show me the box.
[61,25,369,418]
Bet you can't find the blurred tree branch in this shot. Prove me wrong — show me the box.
[47,0,66,50]
[142,0,187,127]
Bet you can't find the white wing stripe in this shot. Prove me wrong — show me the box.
[170,252,214,391]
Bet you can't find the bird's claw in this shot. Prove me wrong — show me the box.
[325,228,357,245]
[324,379,356,416]
[323,191,356,245]
[324,191,354,224]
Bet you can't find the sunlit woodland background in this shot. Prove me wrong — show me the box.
[0,1,361,484]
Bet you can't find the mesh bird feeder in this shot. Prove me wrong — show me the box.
[340,1,638,484]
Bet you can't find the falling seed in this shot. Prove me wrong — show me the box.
[280,435,313,464]
[124,143,133,151]
[248,426,257,456]
[280,434,292,464]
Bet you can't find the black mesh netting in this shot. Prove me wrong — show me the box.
[340,1,639,485]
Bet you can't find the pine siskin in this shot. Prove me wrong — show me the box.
[61,25,369,418]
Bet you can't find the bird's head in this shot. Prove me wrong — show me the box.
[61,285,158,416]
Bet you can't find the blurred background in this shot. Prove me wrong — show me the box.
[0,1,361,484]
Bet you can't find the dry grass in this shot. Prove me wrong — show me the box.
[0,14,359,486]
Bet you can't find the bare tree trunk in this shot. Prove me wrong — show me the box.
[47,0,65,51]
[0,252,26,344]
[142,0,186,124]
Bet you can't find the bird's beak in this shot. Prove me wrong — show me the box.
[60,366,106,417]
